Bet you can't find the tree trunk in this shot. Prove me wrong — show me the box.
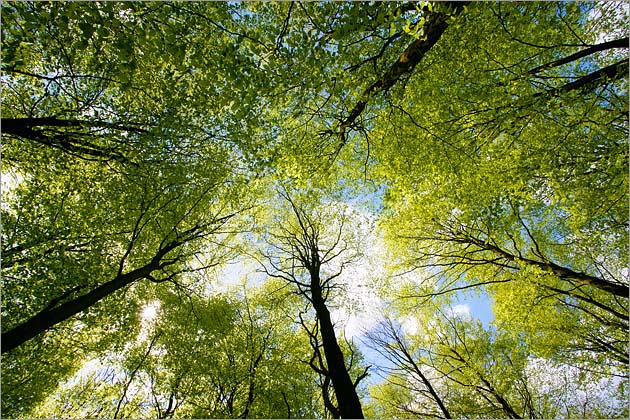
[310,272,364,419]
[1,242,179,353]
[337,2,470,146]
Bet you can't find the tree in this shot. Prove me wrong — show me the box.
[292,301,370,419]
[0,151,246,415]
[2,5,248,416]
[373,1,628,369]
[31,282,326,419]
[367,316,451,419]
[1,151,242,349]
[258,188,368,419]
[366,302,627,419]
[1,2,255,414]
[233,1,472,177]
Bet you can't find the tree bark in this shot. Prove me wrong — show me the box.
[1,117,146,162]
[310,271,364,419]
[336,2,470,150]
[465,236,629,298]
[1,240,181,353]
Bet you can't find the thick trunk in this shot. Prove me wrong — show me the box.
[1,242,178,353]
[310,273,363,419]
[2,264,150,353]
[1,117,144,162]
[2,117,147,133]
[321,375,341,418]
[337,2,469,146]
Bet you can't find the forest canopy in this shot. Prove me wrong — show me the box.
[1,1,628,418]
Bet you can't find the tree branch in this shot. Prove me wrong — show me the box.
[529,37,629,74]
[333,2,469,158]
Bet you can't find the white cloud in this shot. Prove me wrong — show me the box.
[449,304,472,319]
[329,205,388,339]
[400,315,420,336]
[340,309,382,340]
[332,276,386,339]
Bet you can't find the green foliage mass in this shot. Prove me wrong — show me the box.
[1,1,627,418]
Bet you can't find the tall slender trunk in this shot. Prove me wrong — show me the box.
[310,272,364,419]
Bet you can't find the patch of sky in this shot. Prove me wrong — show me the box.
[453,288,494,328]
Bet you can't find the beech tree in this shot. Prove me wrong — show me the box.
[258,189,368,418]
[374,1,628,369]
[2,2,250,413]
[1,1,627,418]
[30,284,325,418]
[1,146,245,414]
[366,301,627,419]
